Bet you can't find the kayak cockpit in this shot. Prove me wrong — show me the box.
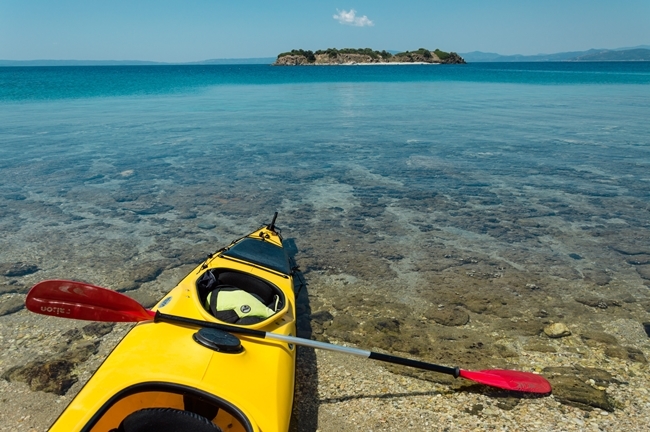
[196,268,288,326]
[85,382,253,432]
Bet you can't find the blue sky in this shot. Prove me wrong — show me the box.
[1,0,648,61]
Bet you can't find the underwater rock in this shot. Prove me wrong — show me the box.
[115,281,141,292]
[113,192,140,202]
[424,306,470,326]
[543,323,571,338]
[129,289,160,309]
[309,310,334,325]
[635,265,650,280]
[643,322,650,338]
[328,314,359,333]
[62,328,83,342]
[494,343,519,358]
[0,281,28,295]
[129,261,166,284]
[583,269,611,286]
[2,359,77,395]
[82,322,115,338]
[496,397,520,411]
[523,341,557,353]
[544,366,616,411]
[497,320,544,337]
[131,203,174,215]
[2,341,99,395]
[464,403,484,416]
[580,331,619,347]
[604,346,647,363]
[611,245,650,256]
[548,375,614,412]
[0,296,25,316]
[463,298,490,314]
[549,266,582,280]
[575,296,621,309]
[624,347,647,363]
[627,255,650,265]
[3,193,27,201]
[369,318,401,333]
[0,262,39,277]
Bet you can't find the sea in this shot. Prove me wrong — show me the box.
[2,61,650,364]
[1,61,650,429]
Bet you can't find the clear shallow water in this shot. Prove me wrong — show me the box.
[1,62,649,339]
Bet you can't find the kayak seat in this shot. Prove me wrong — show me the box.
[111,407,222,432]
[218,271,274,304]
[196,269,284,325]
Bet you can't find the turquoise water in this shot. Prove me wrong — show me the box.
[2,63,650,101]
[1,62,649,316]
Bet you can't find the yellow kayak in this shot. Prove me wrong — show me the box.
[48,218,297,432]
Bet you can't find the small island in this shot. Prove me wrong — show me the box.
[273,48,466,65]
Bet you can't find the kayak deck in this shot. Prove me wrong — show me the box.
[49,226,297,432]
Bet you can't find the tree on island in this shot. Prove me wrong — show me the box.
[274,47,465,64]
[277,47,453,62]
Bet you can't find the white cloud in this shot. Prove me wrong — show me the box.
[333,9,374,27]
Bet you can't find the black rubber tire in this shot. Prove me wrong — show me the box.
[114,408,222,432]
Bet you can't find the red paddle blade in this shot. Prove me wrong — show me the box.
[459,369,551,394]
[26,279,154,322]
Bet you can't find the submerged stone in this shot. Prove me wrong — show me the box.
[548,375,614,412]
[636,265,650,280]
[583,269,611,286]
[643,322,650,338]
[627,255,650,265]
[0,262,39,277]
[544,366,617,412]
[0,296,25,316]
[575,296,621,309]
[132,203,174,215]
[2,341,99,395]
[309,310,334,325]
[4,193,27,200]
[129,262,166,284]
[129,289,160,309]
[544,323,571,338]
[82,322,115,338]
[425,307,470,326]
[605,346,648,363]
[523,341,557,353]
[580,331,619,347]
[0,282,29,295]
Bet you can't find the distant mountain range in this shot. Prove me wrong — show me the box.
[2,46,649,66]
[460,46,650,62]
[0,58,276,66]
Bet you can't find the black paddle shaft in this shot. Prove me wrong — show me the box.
[155,312,267,338]
[369,352,460,377]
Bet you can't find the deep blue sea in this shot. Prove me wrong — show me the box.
[1,61,649,320]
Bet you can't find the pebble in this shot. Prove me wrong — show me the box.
[544,322,572,338]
